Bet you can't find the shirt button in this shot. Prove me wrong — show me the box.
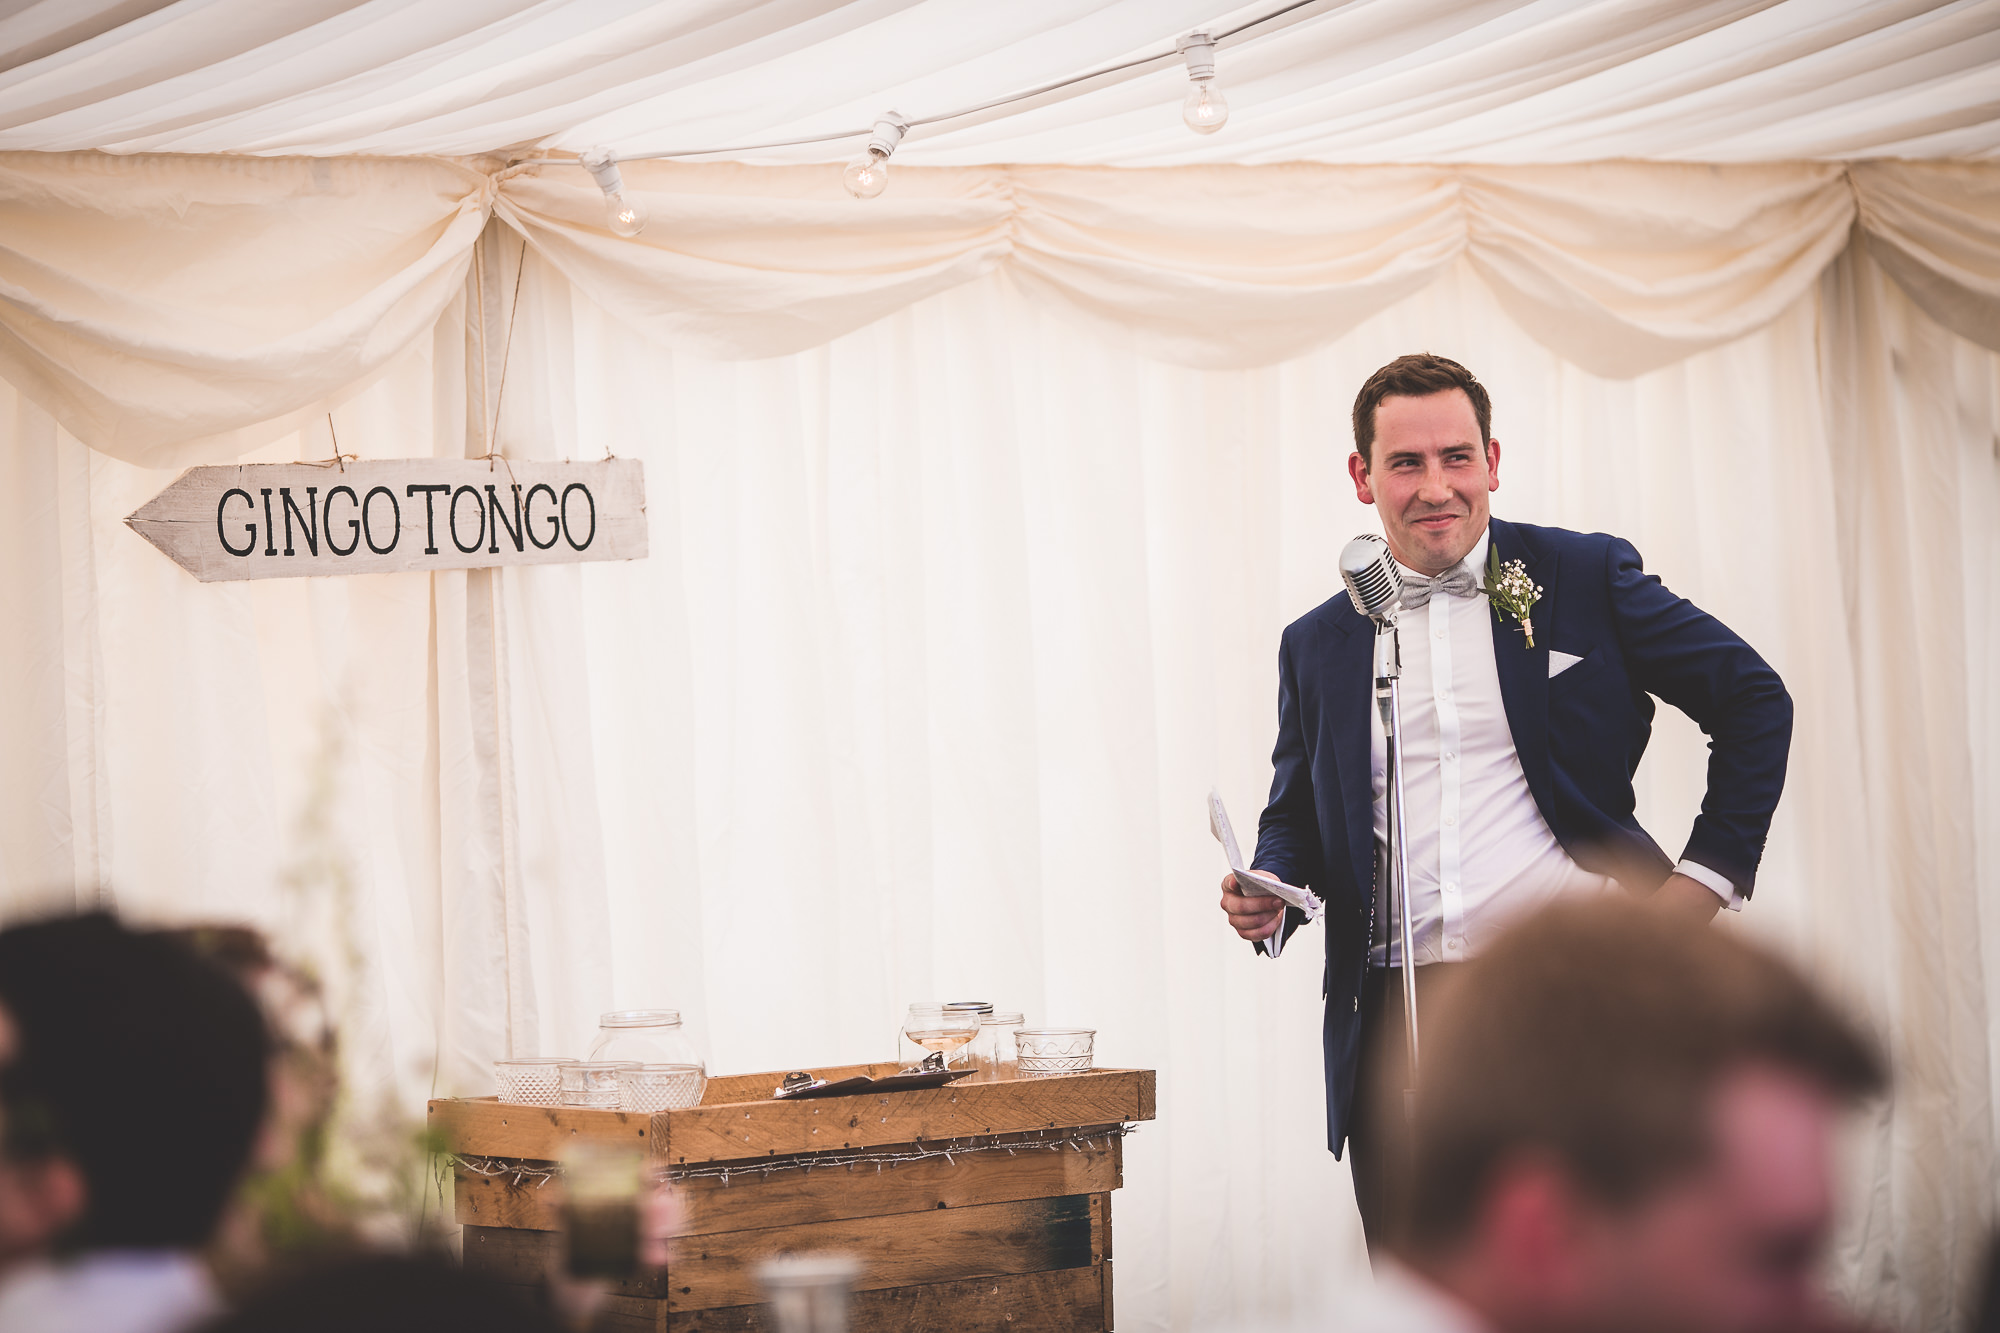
[1444,814,1456,826]
[1446,938,1463,954]
[1444,751,1456,762]
[1434,627,1446,639]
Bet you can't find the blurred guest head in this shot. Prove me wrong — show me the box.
[1396,898,1884,1333]
[0,913,270,1261]
[192,1254,566,1333]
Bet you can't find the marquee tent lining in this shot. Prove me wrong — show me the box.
[3,152,1998,471]
[1,0,1996,162]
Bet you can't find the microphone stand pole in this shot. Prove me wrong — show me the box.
[1373,616,1420,1121]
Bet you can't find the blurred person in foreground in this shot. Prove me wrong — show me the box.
[0,913,270,1333]
[192,1253,566,1333]
[1302,897,1886,1333]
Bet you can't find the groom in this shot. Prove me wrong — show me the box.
[1219,353,1793,1246]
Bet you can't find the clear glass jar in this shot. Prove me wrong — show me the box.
[980,1011,1025,1081]
[587,1010,703,1071]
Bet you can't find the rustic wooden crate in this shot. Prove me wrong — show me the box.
[429,1063,1155,1332]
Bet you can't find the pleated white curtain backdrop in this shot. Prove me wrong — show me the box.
[1,239,1997,1331]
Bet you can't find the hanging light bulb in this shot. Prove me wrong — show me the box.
[1177,32,1229,135]
[843,151,889,199]
[580,147,648,237]
[843,113,909,200]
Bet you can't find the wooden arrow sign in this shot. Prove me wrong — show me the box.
[127,459,647,582]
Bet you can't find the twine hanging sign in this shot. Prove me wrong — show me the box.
[127,459,647,582]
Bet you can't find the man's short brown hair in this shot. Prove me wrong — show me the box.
[1402,898,1884,1250]
[1352,353,1492,467]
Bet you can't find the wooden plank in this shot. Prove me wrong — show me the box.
[581,1294,665,1333]
[452,1130,1120,1235]
[431,1070,1153,1168]
[461,1223,667,1300]
[674,1129,1121,1236]
[667,1194,1096,1311]
[429,1098,662,1161]
[664,1266,1106,1332]
[126,458,647,581]
[658,1070,1155,1165]
[1101,1260,1114,1333]
[454,1162,564,1231]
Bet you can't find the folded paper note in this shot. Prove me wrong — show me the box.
[1208,789,1323,959]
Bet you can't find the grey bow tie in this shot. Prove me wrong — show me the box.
[1401,567,1481,609]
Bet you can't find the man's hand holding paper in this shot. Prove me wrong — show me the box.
[1209,790,1322,955]
[1219,872,1288,941]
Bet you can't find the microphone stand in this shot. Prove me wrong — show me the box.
[1373,614,1420,1121]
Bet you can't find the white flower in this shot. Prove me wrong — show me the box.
[1482,548,1543,648]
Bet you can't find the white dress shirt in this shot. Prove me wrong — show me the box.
[1368,530,1738,968]
[0,1250,220,1333]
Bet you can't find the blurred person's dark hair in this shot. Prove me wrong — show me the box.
[191,1254,566,1333]
[157,922,356,1287]
[1400,897,1884,1253]
[0,913,271,1250]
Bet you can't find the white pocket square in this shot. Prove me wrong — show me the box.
[1549,651,1584,678]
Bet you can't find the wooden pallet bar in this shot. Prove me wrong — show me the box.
[430,1064,1154,1332]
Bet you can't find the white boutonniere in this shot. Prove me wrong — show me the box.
[1483,545,1543,648]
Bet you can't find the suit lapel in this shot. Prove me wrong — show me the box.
[1488,517,1558,826]
[1327,604,1377,908]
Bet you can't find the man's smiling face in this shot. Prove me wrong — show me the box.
[1348,389,1501,576]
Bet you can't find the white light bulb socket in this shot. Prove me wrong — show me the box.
[1177,32,1218,83]
[580,147,625,197]
[865,113,910,161]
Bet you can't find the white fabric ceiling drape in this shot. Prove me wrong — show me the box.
[0,152,489,464]
[6,152,2000,468]
[3,237,1995,1332]
[1,0,1996,162]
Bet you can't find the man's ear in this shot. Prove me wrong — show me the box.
[37,1159,85,1238]
[1476,1156,1595,1311]
[1348,451,1377,505]
[1486,438,1501,493]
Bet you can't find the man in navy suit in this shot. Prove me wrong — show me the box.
[1218,353,1792,1248]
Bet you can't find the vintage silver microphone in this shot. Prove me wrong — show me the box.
[1338,535,1422,1113]
[1338,534,1403,626]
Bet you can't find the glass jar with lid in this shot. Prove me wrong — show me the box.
[586,1010,704,1081]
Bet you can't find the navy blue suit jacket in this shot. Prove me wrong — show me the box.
[1250,517,1792,1155]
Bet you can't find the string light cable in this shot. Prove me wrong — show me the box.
[542,0,1330,222]
[451,1123,1138,1187]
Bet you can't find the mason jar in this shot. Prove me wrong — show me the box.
[980,1011,1025,1080]
[587,1010,704,1071]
